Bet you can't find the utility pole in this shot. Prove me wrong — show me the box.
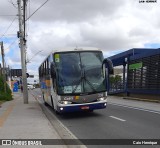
[0,63,2,76]
[17,0,28,104]
[0,41,6,93]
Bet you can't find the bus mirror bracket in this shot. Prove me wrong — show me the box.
[102,58,114,75]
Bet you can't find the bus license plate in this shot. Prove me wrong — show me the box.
[81,106,89,110]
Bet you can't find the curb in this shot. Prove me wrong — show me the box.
[31,91,87,148]
[123,97,160,103]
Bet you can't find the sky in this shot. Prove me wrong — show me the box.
[0,0,160,83]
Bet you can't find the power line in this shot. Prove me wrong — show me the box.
[26,50,43,63]
[0,16,17,40]
[0,34,16,36]
[25,0,49,21]
[7,38,18,49]
[8,0,18,9]
[26,0,30,36]
[0,15,17,16]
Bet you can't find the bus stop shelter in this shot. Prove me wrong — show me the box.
[108,48,160,98]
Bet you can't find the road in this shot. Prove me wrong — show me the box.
[31,89,160,147]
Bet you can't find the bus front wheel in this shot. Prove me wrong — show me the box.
[43,94,48,106]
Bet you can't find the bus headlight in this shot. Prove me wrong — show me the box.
[105,91,107,96]
[58,101,72,104]
[60,107,64,111]
[97,97,105,101]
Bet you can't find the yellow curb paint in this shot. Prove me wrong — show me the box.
[0,103,15,127]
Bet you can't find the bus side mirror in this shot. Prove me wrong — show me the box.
[51,63,56,78]
[102,58,114,74]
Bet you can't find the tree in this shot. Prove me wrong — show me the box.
[114,75,122,83]
[109,75,122,90]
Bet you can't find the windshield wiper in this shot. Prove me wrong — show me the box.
[72,68,97,93]
[72,70,84,93]
[83,69,97,92]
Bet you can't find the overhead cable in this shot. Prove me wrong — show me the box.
[25,0,49,21]
[0,16,17,40]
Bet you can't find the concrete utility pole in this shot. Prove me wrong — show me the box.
[17,0,28,104]
[0,41,6,93]
[0,63,2,76]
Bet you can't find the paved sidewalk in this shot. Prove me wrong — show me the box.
[108,95,160,113]
[0,91,67,148]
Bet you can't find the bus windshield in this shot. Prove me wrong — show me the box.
[54,51,106,95]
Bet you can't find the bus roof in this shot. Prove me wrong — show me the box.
[38,47,102,69]
[51,47,102,54]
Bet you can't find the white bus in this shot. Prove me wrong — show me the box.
[39,47,113,114]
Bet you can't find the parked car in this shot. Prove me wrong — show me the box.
[27,84,35,89]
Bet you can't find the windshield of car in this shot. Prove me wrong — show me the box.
[54,51,106,95]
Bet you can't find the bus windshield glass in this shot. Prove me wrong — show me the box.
[54,51,106,95]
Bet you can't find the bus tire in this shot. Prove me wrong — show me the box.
[51,95,54,108]
[43,94,48,106]
[88,110,94,112]
[42,94,45,102]
[44,102,48,106]
[55,110,60,115]
[54,107,60,115]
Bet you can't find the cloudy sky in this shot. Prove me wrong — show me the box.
[0,0,160,82]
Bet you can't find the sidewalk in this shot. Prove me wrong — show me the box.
[108,95,160,113]
[0,91,67,148]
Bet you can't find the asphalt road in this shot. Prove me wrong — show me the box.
[31,89,160,148]
[55,104,160,139]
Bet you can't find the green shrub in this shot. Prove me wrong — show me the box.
[0,92,12,101]
[0,76,12,101]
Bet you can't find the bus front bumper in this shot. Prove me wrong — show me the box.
[57,101,107,113]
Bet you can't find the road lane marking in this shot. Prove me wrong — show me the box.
[108,102,160,115]
[0,103,15,127]
[109,116,126,122]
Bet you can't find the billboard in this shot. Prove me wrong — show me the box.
[11,69,22,77]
